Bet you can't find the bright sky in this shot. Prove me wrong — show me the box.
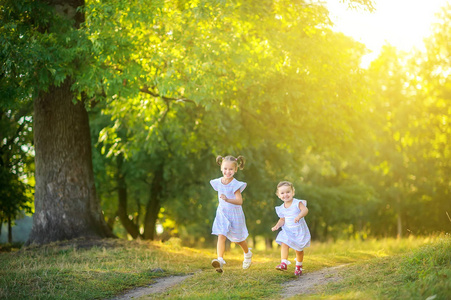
[325,0,450,66]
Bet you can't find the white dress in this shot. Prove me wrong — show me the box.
[210,178,249,243]
[275,198,311,251]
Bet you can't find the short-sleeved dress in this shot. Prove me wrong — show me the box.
[275,198,311,251]
[210,178,249,243]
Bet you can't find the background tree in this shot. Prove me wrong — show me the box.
[0,104,34,243]
[0,36,34,243]
[92,0,374,243]
[365,45,412,237]
[364,4,451,237]
[412,4,451,233]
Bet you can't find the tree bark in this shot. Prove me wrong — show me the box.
[27,78,114,245]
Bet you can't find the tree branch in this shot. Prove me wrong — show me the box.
[140,85,196,104]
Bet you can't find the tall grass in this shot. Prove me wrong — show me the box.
[306,234,451,300]
[0,235,448,299]
[0,238,209,299]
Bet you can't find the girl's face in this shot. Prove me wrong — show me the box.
[221,161,237,179]
[277,185,295,202]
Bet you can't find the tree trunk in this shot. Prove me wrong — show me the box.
[265,237,273,250]
[106,212,117,230]
[323,222,328,241]
[143,164,164,240]
[7,215,12,244]
[397,213,403,239]
[27,79,114,245]
[396,196,403,239]
[116,155,140,239]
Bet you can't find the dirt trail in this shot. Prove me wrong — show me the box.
[110,265,346,299]
[110,274,193,300]
[280,264,347,298]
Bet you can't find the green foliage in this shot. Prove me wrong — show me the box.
[87,0,372,242]
[363,4,451,237]
[2,0,449,244]
[1,0,90,94]
[0,170,32,220]
[1,1,36,235]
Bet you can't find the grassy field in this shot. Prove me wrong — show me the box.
[0,234,449,299]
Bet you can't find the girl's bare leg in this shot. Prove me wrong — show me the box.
[217,234,226,258]
[237,239,252,269]
[281,243,289,260]
[295,250,304,263]
[236,240,249,253]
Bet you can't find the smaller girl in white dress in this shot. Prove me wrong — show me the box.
[210,155,252,273]
[271,181,311,276]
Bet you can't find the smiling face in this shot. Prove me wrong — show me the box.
[277,185,295,203]
[221,161,237,179]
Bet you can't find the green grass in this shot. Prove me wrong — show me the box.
[303,234,451,300]
[0,235,449,299]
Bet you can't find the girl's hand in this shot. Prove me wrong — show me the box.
[220,194,227,201]
[271,226,279,231]
[294,216,302,223]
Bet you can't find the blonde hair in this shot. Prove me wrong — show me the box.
[216,155,245,170]
[276,181,295,194]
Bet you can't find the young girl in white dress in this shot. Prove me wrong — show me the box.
[210,155,252,273]
[271,181,311,276]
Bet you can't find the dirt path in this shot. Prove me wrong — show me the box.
[110,274,193,300]
[110,265,346,299]
[280,264,347,298]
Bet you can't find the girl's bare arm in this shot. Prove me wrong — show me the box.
[272,218,285,231]
[220,190,243,205]
[294,201,309,223]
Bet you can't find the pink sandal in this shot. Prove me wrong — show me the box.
[276,262,288,271]
[294,265,303,276]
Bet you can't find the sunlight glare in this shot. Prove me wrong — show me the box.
[325,0,450,66]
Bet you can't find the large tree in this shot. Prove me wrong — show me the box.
[2,0,114,244]
[30,1,114,244]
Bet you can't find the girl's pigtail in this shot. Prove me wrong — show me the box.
[216,155,224,166]
[236,156,246,170]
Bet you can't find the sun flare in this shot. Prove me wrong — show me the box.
[325,0,450,66]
